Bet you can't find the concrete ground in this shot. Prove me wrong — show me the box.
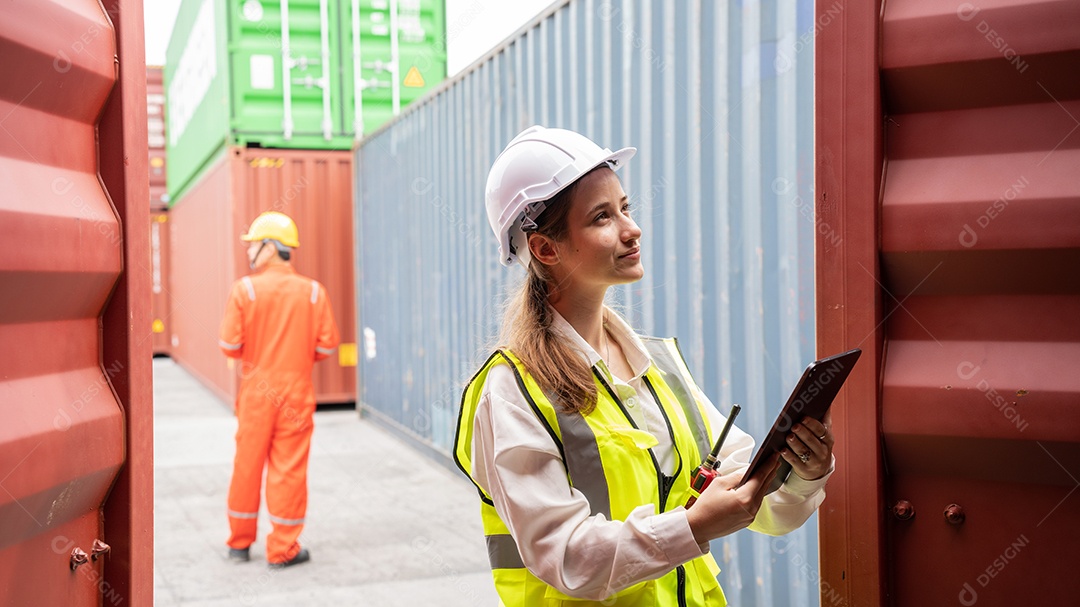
[153,358,499,606]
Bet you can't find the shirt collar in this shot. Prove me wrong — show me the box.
[548,306,652,382]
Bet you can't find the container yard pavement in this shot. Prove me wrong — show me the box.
[153,358,498,606]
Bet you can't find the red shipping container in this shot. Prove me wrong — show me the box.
[0,0,153,603]
[816,0,1080,605]
[169,147,357,405]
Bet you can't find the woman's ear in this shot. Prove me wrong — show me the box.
[528,232,560,267]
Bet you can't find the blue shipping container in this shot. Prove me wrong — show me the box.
[355,1,822,605]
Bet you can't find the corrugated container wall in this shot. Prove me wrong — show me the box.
[168,154,234,397]
[163,0,447,202]
[816,0,1080,604]
[169,148,357,405]
[354,1,819,605]
[0,0,153,603]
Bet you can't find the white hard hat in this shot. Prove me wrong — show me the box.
[484,126,636,267]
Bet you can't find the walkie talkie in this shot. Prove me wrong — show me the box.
[685,404,741,508]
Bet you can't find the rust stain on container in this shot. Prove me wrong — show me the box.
[0,0,153,603]
[169,147,356,405]
[819,0,1080,604]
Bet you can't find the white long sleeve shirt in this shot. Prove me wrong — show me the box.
[470,307,833,600]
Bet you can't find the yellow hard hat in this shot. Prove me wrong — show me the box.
[241,211,299,248]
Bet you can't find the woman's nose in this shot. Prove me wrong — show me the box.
[622,215,642,241]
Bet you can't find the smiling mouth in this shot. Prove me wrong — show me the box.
[619,248,640,259]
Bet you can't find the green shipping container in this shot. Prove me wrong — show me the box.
[165,0,446,202]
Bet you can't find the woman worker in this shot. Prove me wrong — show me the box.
[453,126,833,606]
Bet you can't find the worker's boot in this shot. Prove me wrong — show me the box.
[228,547,251,562]
[268,547,310,569]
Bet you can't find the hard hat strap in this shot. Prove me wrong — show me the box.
[250,241,268,270]
[519,201,547,232]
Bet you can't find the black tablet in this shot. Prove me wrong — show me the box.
[738,348,861,494]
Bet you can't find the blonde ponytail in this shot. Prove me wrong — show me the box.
[498,169,604,414]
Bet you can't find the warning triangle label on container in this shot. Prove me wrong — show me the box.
[403,66,425,88]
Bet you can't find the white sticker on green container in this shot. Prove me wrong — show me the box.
[250,55,275,90]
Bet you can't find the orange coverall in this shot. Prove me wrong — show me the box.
[219,264,339,563]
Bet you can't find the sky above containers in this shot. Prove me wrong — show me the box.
[143,0,557,75]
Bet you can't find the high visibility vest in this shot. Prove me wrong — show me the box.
[454,338,728,606]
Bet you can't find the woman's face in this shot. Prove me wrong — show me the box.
[547,167,643,292]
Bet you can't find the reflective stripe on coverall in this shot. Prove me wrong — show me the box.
[219,264,339,563]
[453,339,728,606]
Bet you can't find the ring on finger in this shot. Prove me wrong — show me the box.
[798,452,810,464]
[818,433,827,441]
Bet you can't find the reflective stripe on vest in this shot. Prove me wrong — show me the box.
[486,534,525,569]
[453,340,727,606]
[553,402,611,517]
[640,337,713,461]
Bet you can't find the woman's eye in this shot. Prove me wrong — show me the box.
[622,204,632,215]
[593,212,609,222]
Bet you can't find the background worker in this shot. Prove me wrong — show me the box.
[218,211,340,568]
[454,126,834,605]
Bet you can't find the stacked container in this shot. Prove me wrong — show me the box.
[148,66,172,357]
[165,0,445,405]
[165,0,447,201]
[170,147,357,404]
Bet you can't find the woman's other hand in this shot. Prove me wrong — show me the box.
[685,454,781,544]
[780,417,833,481]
